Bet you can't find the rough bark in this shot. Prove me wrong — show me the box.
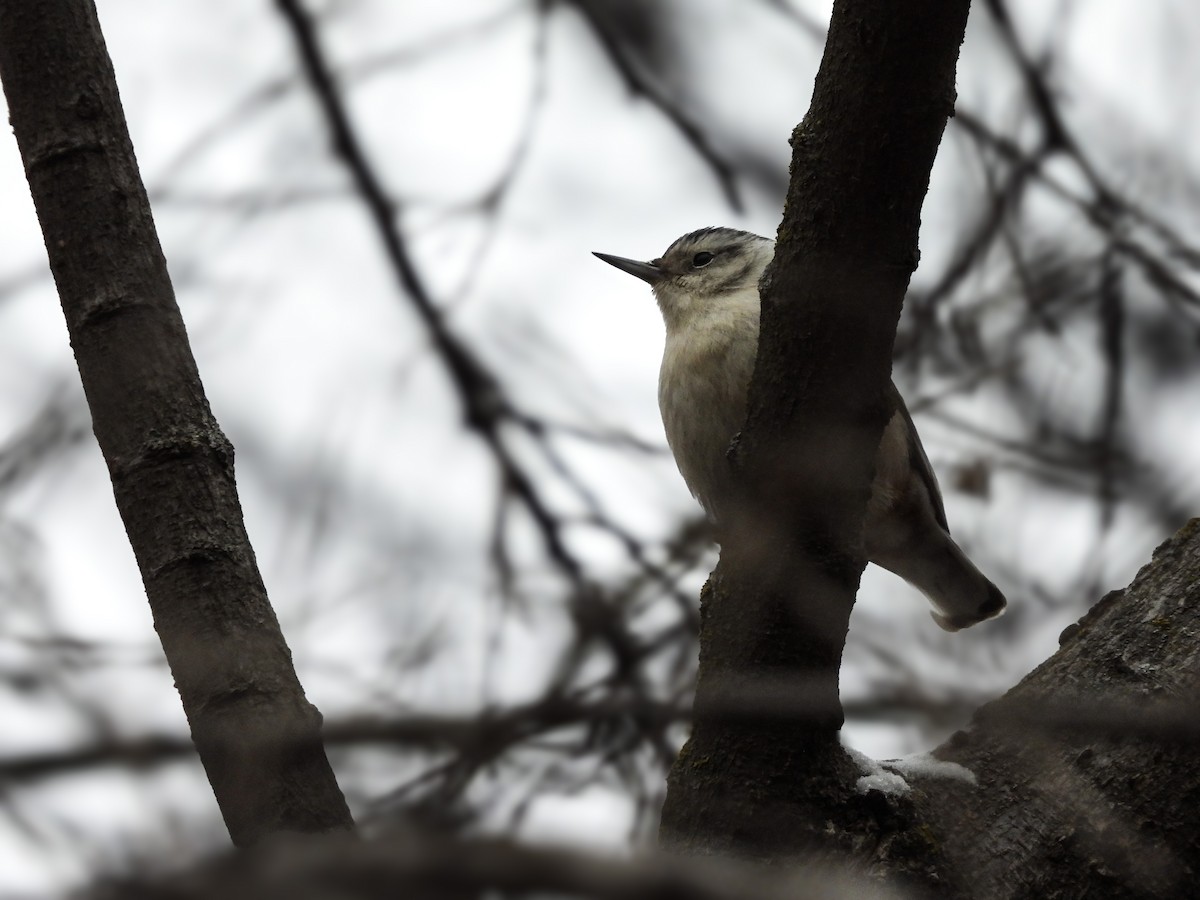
[651,519,1200,899]
[0,0,353,845]
[903,519,1200,898]
[659,0,972,867]
[656,1,1200,894]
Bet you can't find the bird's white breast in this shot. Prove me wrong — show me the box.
[657,286,760,519]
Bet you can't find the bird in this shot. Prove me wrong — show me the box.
[594,227,1006,631]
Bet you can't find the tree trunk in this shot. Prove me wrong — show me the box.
[907,519,1200,898]
[658,1,1200,895]
[659,0,972,867]
[0,0,353,845]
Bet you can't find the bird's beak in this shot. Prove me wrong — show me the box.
[593,251,662,285]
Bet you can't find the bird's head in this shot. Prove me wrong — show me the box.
[594,227,773,329]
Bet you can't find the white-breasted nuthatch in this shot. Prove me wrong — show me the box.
[594,227,1005,631]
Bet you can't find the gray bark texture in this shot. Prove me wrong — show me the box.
[0,0,353,845]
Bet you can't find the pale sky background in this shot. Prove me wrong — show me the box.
[2,0,1200,893]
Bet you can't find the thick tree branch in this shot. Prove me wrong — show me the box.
[659,0,972,868]
[909,519,1200,897]
[0,0,352,845]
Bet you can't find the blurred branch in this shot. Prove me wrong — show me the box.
[97,829,900,900]
[0,686,1039,787]
[757,0,827,42]
[277,0,605,590]
[566,0,744,211]
[0,383,90,495]
[159,3,528,184]
[274,0,698,777]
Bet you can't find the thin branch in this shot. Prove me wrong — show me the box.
[566,0,744,211]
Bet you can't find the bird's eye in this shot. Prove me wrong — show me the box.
[692,252,715,268]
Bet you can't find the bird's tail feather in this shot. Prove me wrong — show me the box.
[872,532,1007,632]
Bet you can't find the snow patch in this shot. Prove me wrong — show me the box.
[848,747,911,796]
[848,748,977,797]
[886,752,978,786]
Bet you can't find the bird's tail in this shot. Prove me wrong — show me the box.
[872,531,1007,632]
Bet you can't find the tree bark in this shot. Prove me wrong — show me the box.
[659,0,972,865]
[906,519,1200,898]
[0,0,353,845]
[654,0,1200,889]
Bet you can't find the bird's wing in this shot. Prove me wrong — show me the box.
[888,381,950,533]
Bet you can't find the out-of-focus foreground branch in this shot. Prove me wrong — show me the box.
[95,829,901,900]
